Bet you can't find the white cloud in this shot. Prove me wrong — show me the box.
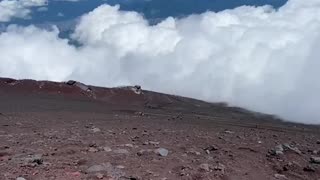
[0,0,48,22]
[52,0,81,2]
[1,0,320,124]
[57,12,64,17]
[37,6,48,12]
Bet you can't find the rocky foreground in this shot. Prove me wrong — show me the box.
[0,78,320,180]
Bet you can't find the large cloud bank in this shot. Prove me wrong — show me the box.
[0,0,48,22]
[1,0,320,124]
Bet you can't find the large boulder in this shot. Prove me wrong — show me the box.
[65,80,92,92]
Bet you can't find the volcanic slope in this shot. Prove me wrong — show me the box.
[0,77,320,180]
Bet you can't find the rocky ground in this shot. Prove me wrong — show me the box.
[0,78,320,180]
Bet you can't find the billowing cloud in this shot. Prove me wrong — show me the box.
[1,0,320,124]
[0,0,48,22]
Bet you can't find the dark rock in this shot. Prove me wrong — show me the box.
[76,159,87,165]
[3,78,16,84]
[134,85,141,90]
[310,156,320,164]
[204,145,219,154]
[25,154,43,165]
[213,163,225,174]
[135,112,145,116]
[66,80,76,85]
[89,143,97,147]
[125,176,140,180]
[137,149,153,156]
[131,85,142,94]
[303,165,316,172]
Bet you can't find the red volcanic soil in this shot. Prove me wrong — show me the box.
[0,77,320,180]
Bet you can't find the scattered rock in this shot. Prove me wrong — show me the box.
[144,141,160,146]
[310,156,320,164]
[146,104,160,109]
[96,173,104,179]
[86,163,125,178]
[274,173,288,179]
[270,144,284,156]
[91,128,101,133]
[187,149,201,156]
[87,163,112,173]
[143,142,149,145]
[131,136,141,141]
[75,82,92,92]
[137,149,153,156]
[16,177,26,180]
[88,147,99,153]
[103,146,112,152]
[124,144,134,148]
[224,130,234,134]
[69,171,81,177]
[25,154,43,165]
[238,147,258,153]
[142,131,149,136]
[76,159,87,166]
[270,143,301,156]
[154,148,169,157]
[0,151,10,157]
[204,145,218,154]
[15,122,22,126]
[283,143,301,154]
[213,163,225,174]
[137,150,145,156]
[308,149,317,154]
[66,81,92,92]
[135,112,145,116]
[124,175,140,180]
[113,149,129,154]
[116,165,125,169]
[199,163,210,172]
[282,161,301,171]
[304,165,316,172]
[89,143,98,147]
[149,141,160,146]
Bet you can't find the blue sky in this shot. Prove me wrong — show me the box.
[3,0,287,25]
[0,0,287,38]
